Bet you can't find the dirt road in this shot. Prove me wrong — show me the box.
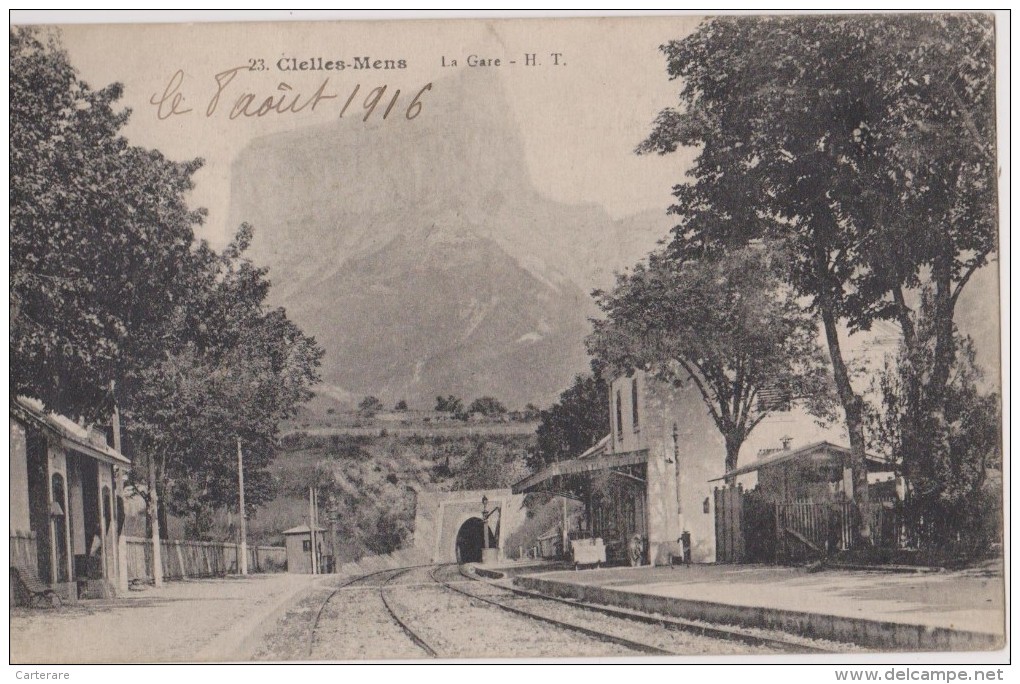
[11,574,318,664]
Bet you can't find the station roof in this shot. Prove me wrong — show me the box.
[512,435,649,494]
[282,525,327,535]
[709,440,897,482]
[12,397,130,466]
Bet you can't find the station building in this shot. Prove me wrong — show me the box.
[10,397,130,604]
[512,364,900,566]
[514,372,722,564]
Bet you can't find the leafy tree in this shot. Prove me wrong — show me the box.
[467,396,508,417]
[10,27,325,542]
[10,26,206,422]
[394,400,409,411]
[639,14,996,541]
[122,226,323,537]
[358,395,384,418]
[530,373,610,471]
[866,295,1001,552]
[589,245,833,474]
[435,395,463,414]
[316,452,417,557]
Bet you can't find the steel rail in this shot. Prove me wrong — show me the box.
[307,564,434,659]
[428,564,676,656]
[461,566,837,654]
[377,567,440,658]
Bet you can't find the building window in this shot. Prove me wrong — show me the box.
[615,389,623,441]
[631,377,640,432]
[302,539,311,552]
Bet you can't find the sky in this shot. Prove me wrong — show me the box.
[42,13,701,249]
[12,11,1005,380]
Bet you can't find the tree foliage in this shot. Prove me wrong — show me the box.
[589,245,833,473]
[640,14,997,541]
[866,293,1001,552]
[435,395,464,414]
[467,396,508,417]
[121,226,323,536]
[10,26,206,422]
[358,395,384,418]
[10,27,324,539]
[530,373,610,471]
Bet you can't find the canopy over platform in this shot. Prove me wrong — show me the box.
[513,435,650,494]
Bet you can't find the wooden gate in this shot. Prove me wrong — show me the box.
[715,485,778,563]
[775,501,854,563]
[717,490,904,564]
[775,500,905,562]
[714,485,745,563]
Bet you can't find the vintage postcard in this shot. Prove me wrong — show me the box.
[8,11,1007,666]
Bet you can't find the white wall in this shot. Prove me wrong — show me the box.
[9,418,31,534]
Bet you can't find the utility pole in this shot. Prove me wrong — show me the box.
[481,495,489,551]
[308,486,318,575]
[109,382,129,594]
[329,511,339,575]
[561,495,568,559]
[147,453,163,587]
[237,438,248,575]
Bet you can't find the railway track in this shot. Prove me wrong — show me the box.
[305,562,843,659]
[378,568,439,657]
[428,564,677,655]
[452,565,840,654]
[307,564,436,659]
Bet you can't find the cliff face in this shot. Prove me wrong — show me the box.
[228,70,668,407]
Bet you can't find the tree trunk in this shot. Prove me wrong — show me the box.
[724,434,742,485]
[818,302,871,544]
[892,256,960,548]
[157,490,170,541]
[146,454,164,586]
[929,257,958,398]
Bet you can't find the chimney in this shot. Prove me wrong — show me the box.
[780,435,793,451]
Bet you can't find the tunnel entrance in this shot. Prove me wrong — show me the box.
[455,517,496,564]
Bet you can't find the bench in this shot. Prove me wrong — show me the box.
[10,564,61,608]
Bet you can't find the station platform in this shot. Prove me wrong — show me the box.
[513,560,1006,652]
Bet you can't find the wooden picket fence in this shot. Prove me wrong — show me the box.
[775,501,854,562]
[774,500,903,562]
[124,536,286,582]
[715,485,904,564]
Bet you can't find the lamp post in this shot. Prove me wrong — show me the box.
[481,495,489,551]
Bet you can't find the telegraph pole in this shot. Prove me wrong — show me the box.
[237,438,248,575]
[111,382,128,594]
[481,496,489,551]
[561,496,568,559]
[148,454,164,587]
[308,486,318,575]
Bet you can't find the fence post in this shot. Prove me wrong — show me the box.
[734,485,745,563]
[774,504,782,563]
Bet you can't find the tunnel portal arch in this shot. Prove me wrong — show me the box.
[454,516,496,564]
